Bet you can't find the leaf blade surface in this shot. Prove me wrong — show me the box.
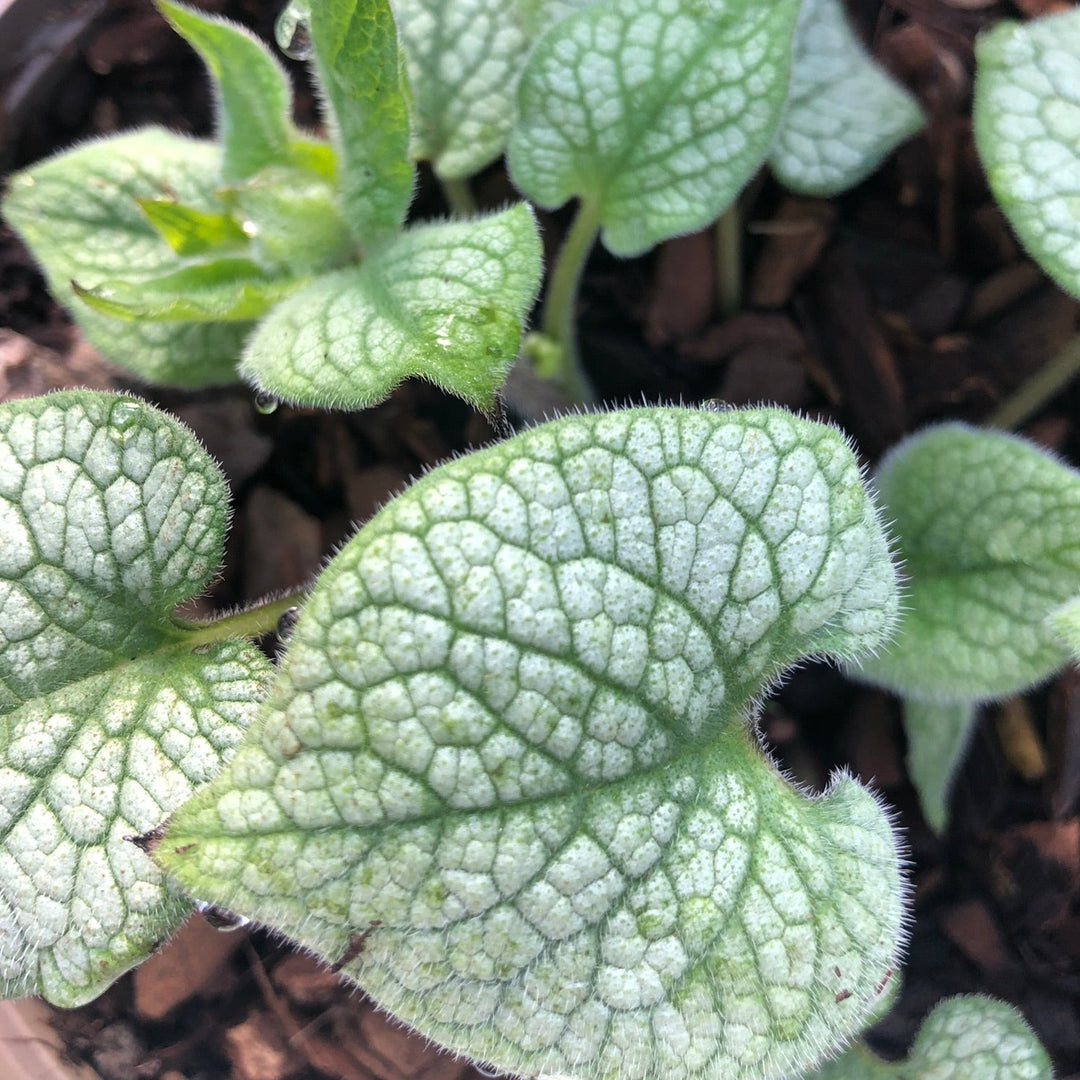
[0,392,270,1005]
[851,424,1080,702]
[974,9,1080,299]
[158,406,903,1080]
[769,0,922,196]
[2,129,249,386]
[507,0,801,257]
[239,204,542,411]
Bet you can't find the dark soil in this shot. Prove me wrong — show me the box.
[2,1,1079,1078]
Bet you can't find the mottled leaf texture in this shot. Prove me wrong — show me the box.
[852,424,1080,702]
[809,996,1052,1079]
[1,129,249,386]
[902,700,976,835]
[308,0,414,244]
[974,8,1080,299]
[240,204,542,412]
[0,392,270,1006]
[769,0,922,196]
[1050,593,1080,662]
[507,0,801,257]
[394,0,529,179]
[156,0,295,182]
[159,407,904,1080]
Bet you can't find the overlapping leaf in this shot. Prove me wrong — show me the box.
[508,0,801,256]
[2,130,253,386]
[240,205,542,412]
[157,407,903,1080]
[308,0,414,244]
[394,0,529,179]
[156,0,296,182]
[974,8,1080,299]
[809,996,1052,1079]
[852,424,1080,702]
[0,392,271,1006]
[902,700,976,834]
[770,0,922,196]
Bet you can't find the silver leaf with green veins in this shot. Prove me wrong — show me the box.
[1,130,248,386]
[974,8,1080,300]
[507,0,801,257]
[808,995,1052,1079]
[769,0,923,197]
[158,407,904,1080]
[239,204,542,412]
[393,0,530,180]
[851,424,1080,703]
[0,392,271,1006]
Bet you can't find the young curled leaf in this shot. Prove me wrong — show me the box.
[158,406,904,1080]
[73,258,302,323]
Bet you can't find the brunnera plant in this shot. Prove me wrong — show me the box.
[1,0,543,413]
[0,389,914,1073]
[0,390,1054,1079]
[1,0,922,409]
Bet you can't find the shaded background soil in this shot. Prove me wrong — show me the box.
[2,0,1080,1077]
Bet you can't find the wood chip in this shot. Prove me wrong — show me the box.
[133,914,246,1021]
[939,899,1011,972]
[271,953,344,1010]
[644,229,715,346]
[241,486,325,599]
[225,1010,305,1080]
[747,198,836,308]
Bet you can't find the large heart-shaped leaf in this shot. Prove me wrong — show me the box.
[507,0,801,257]
[0,392,271,1006]
[157,406,903,1080]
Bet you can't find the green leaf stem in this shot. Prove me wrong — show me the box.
[769,0,922,196]
[508,0,801,257]
[0,392,271,1006]
[240,204,542,412]
[974,8,1080,299]
[158,406,903,1080]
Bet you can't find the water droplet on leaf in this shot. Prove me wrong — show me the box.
[254,391,280,415]
[194,899,251,932]
[276,606,300,641]
[275,0,313,61]
[110,400,141,430]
